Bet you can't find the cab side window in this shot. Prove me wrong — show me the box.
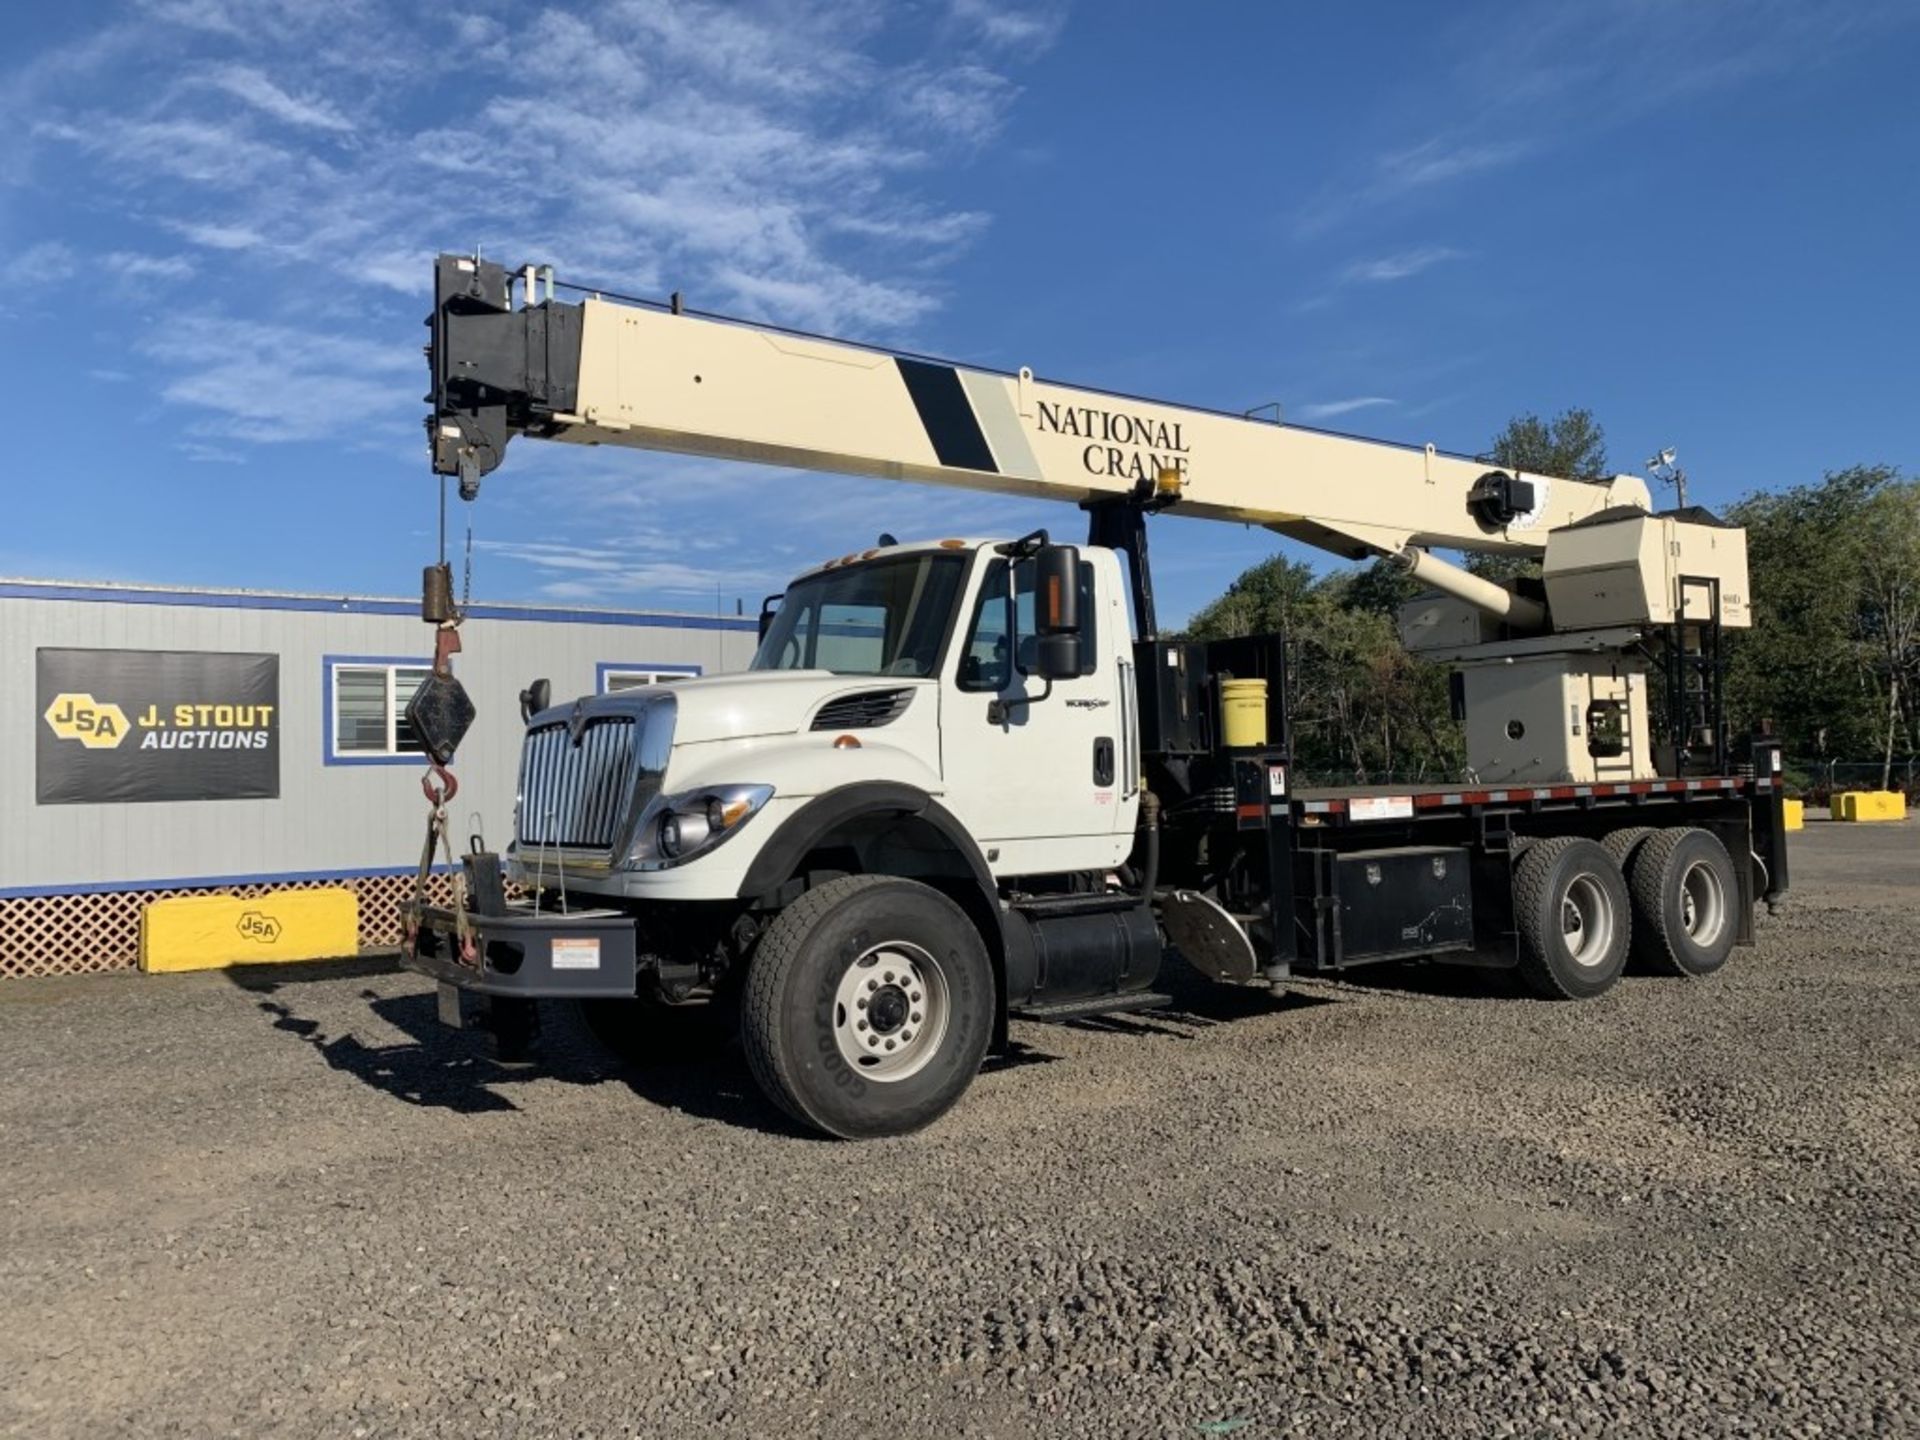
[956,558,1098,692]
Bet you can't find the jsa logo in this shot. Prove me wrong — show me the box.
[236,911,282,943]
[44,693,131,749]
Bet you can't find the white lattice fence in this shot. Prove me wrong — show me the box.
[0,872,462,979]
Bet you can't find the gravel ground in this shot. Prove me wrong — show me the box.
[1,820,1915,1439]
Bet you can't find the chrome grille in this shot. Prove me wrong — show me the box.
[517,718,638,850]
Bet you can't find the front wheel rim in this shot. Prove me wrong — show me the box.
[1679,860,1727,947]
[832,940,950,1082]
[1561,875,1616,968]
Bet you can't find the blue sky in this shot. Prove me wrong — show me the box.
[4,0,1916,626]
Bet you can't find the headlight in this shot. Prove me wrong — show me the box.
[629,784,774,869]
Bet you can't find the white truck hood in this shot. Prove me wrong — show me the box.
[666,671,931,744]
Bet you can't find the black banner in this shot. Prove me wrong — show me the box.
[37,649,280,804]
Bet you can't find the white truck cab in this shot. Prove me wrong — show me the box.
[506,536,1140,905]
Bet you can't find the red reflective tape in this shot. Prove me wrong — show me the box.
[1414,793,1448,808]
[1235,803,1264,820]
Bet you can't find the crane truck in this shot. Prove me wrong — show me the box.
[402,254,1790,1139]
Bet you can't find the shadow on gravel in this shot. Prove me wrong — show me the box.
[1144,962,1346,1031]
[232,955,1351,1133]
[1331,958,1527,1001]
[224,954,400,989]
[247,985,808,1134]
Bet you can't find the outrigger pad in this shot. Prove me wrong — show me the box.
[405,671,476,765]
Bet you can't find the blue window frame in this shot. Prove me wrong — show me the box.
[323,654,437,766]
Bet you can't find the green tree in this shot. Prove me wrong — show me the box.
[1725,465,1912,773]
[1857,480,1920,786]
[1186,556,1462,781]
[1490,408,1610,481]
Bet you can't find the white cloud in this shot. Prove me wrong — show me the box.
[166,220,266,251]
[1374,139,1531,195]
[4,0,1066,606]
[140,314,417,443]
[175,439,246,464]
[60,116,303,187]
[1292,0,1916,237]
[1342,246,1465,284]
[466,444,1069,609]
[891,64,1022,148]
[18,240,78,280]
[1297,396,1396,421]
[949,0,1067,50]
[200,64,354,134]
[104,251,196,282]
[20,2,1042,332]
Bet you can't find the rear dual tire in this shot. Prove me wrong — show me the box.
[1626,827,1738,978]
[1513,837,1631,1001]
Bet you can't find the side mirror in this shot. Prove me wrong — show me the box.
[758,593,783,643]
[518,677,551,724]
[1033,544,1081,680]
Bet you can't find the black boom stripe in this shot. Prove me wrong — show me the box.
[895,359,998,474]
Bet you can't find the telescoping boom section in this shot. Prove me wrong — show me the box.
[426,255,1651,578]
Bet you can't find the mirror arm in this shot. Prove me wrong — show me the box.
[987,676,1052,725]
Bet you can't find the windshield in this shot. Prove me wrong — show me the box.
[752,552,968,678]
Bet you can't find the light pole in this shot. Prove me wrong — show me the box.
[1646,447,1688,511]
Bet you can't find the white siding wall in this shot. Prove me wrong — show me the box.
[0,585,759,894]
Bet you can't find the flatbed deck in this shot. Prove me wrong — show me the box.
[1291,773,1772,820]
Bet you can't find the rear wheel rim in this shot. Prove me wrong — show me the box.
[1679,859,1727,948]
[832,940,950,1083]
[1561,875,1616,968]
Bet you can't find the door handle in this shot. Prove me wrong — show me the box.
[1093,736,1115,787]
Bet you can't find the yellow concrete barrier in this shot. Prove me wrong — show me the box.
[1783,799,1804,831]
[1831,791,1908,823]
[140,889,359,973]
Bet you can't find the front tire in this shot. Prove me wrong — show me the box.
[742,875,995,1139]
[1513,837,1631,1000]
[1628,827,1738,977]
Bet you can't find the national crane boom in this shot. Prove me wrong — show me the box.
[427,255,1656,635]
[406,253,1786,1141]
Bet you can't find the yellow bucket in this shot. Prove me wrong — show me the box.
[1220,678,1268,748]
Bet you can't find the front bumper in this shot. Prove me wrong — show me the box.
[399,900,638,999]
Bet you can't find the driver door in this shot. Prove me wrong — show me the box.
[939,553,1130,877]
